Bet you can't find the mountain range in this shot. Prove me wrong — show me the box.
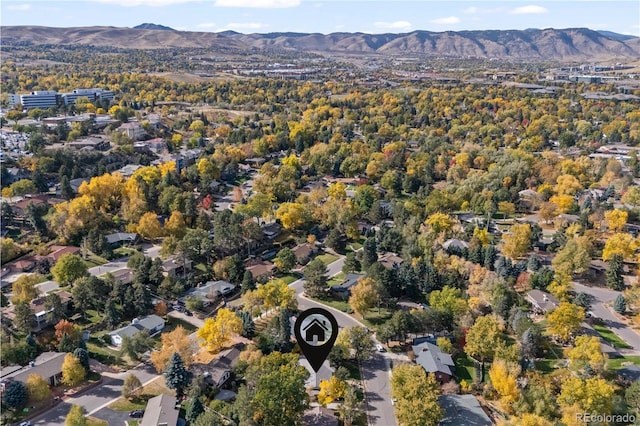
[2,25,639,61]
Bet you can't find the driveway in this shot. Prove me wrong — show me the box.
[88,258,128,277]
[574,282,640,351]
[93,407,130,425]
[290,256,397,426]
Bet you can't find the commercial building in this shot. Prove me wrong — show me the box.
[9,91,58,109]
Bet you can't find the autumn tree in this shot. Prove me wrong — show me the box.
[11,274,40,304]
[489,359,520,412]
[137,212,163,241]
[465,315,504,362]
[51,254,88,286]
[61,353,86,387]
[604,209,628,232]
[429,286,468,318]
[501,223,531,259]
[26,374,50,402]
[425,212,455,235]
[603,232,638,261]
[150,325,195,372]
[558,376,615,420]
[276,202,309,231]
[197,308,243,353]
[391,364,443,426]
[318,376,348,406]
[122,373,142,399]
[547,302,584,342]
[348,277,381,318]
[567,335,606,373]
[65,404,87,426]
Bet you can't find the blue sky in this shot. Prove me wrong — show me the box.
[2,1,639,36]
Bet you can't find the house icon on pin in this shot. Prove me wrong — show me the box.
[302,318,329,345]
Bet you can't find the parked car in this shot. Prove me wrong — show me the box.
[376,344,385,352]
[19,422,32,426]
[129,409,144,418]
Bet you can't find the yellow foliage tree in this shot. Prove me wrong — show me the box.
[197,308,243,353]
[498,414,554,426]
[558,376,615,416]
[555,174,583,195]
[255,279,296,311]
[348,277,381,319]
[567,335,606,373]
[424,212,455,235]
[11,274,41,304]
[150,326,195,373]
[78,172,124,213]
[317,376,348,406]
[327,182,347,200]
[275,202,308,231]
[547,302,584,342]
[391,364,443,426]
[137,212,163,241]
[473,227,490,246]
[604,209,628,232]
[61,354,86,387]
[501,223,531,259]
[488,359,520,411]
[165,211,187,239]
[549,194,575,214]
[26,373,50,402]
[603,232,638,261]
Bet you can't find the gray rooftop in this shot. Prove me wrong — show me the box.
[438,394,492,426]
[2,352,66,383]
[412,341,455,377]
[331,273,365,292]
[140,394,179,426]
[105,232,138,244]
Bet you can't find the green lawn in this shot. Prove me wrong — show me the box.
[83,254,109,268]
[360,308,393,327]
[608,356,640,370]
[165,316,197,333]
[316,253,338,266]
[114,247,138,257]
[312,298,353,314]
[194,263,208,273]
[278,273,300,284]
[87,338,121,366]
[453,353,475,382]
[109,379,175,412]
[87,418,109,426]
[126,422,139,426]
[327,272,346,287]
[593,324,632,349]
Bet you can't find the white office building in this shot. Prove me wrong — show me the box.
[9,91,59,110]
[61,88,115,105]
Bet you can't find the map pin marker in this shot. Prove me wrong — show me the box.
[294,307,339,373]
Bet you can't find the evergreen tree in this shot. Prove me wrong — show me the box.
[304,258,328,298]
[3,381,27,409]
[483,245,498,270]
[326,228,347,254]
[606,254,625,291]
[237,310,255,338]
[361,237,378,269]
[165,352,192,397]
[186,397,204,423]
[133,282,152,316]
[58,332,77,353]
[342,252,361,274]
[614,294,627,314]
[60,175,74,199]
[103,298,121,329]
[241,270,255,293]
[73,348,90,372]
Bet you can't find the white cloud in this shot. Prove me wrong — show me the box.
[95,0,199,6]
[462,6,477,15]
[214,0,300,8]
[509,5,548,15]
[373,21,413,31]
[430,16,461,25]
[196,22,217,29]
[219,22,269,31]
[7,3,31,11]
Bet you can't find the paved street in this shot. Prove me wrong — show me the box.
[29,363,160,425]
[290,255,397,426]
[574,282,640,351]
[88,258,128,277]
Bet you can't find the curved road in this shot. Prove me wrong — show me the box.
[290,256,397,426]
[574,282,640,351]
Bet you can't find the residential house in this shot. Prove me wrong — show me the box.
[442,239,469,252]
[105,232,139,248]
[299,358,333,389]
[140,394,180,426]
[0,352,66,388]
[45,246,81,264]
[261,222,282,241]
[9,257,36,272]
[618,365,640,383]
[245,259,276,281]
[67,137,110,151]
[115,164,142,178]
[526,289,559,314]
[180,280,236,306]
[330,273,365,300]
[517,188,540,211]
[378,252,404,269]
[190,346,242,389]
[2,291,72,330]
[118,122,145,141]
[438,394,492,426]
[302,407,339,426]
[35,280,60,296]
[109,314,165,347]
[162,256,192,278]
[10,197,47,218]
[292,243,318,264]
[69,178,90,193]
[110,268,135,285]
[245,157,266,168]
[412,341,455,384]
